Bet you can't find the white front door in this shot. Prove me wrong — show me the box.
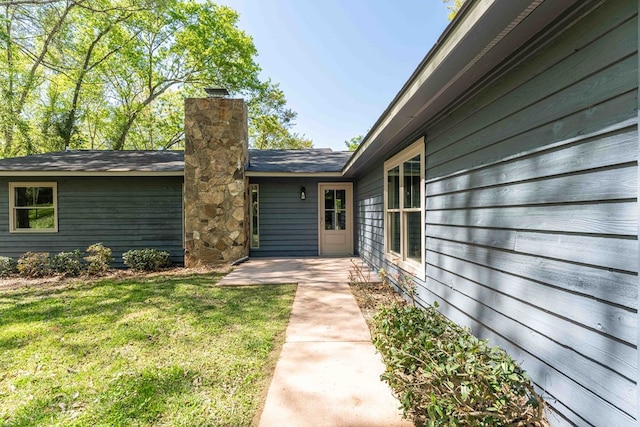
[318,183,353,256]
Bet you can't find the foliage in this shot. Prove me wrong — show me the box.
[344,135,363,151]
[83,242,113,275]
[123,248,172,271]
[0,272,296,426]
[0,0,309,156]
[0,256,17,277]
[248,80,313,149]
[443,0,466,20]
[17,252,51,278]
[372,302,547,426]
[51,250,83,276]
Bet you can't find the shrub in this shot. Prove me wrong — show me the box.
[123,248,172,271]
[84,243,113,275]
[17,252,51,278]
[51,250,83,277]
[0,256,17,277]
[372,302,547,427]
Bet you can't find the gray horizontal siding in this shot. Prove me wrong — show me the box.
[249,177,349,257]
[421,1,638,424]
[355,1,638,426]
[354,160,385,268]
[0,176,184,267]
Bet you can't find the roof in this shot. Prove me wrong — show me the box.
[0,150,185,176]
[246,149,352,176]
[0,148,353,177]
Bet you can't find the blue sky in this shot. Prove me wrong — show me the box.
[216,1,452,151]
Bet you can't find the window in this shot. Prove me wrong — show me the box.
[324,188,347,230]
[384,138,424,276]
[9,182,58,233]
[250,184,259,248]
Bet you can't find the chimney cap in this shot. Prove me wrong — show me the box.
[204,87,230,98]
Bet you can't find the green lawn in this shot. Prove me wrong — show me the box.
[0,273,296,426]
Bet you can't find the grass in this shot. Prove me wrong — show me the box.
[0,272,296,426]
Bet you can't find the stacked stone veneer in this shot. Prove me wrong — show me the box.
[184,97,249,266]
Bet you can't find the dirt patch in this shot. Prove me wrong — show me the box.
[0,264,232,292]
[348,274,404,329]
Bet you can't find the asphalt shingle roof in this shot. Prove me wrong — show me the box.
[0,149,353,175]
[247,149,351,173]
[0,150,184,173]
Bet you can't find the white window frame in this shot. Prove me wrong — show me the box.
[9,182,58,233]
[250,183,259,249]
[383,138,425,279]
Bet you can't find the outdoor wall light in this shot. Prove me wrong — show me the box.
[300,187,306,200]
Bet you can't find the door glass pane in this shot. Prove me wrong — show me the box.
[403,155,421,209]
[389,212,400,254]
[336,190,346,211]
[387,166,399,209]
[325,190,335,210]
[336,210,346,230]
[325,211,334,230]
[406,211,422,262]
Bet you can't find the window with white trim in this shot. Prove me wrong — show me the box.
[384,138,424,276]
[9,182,58,233]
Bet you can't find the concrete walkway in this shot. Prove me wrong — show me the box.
[218,257,412,427]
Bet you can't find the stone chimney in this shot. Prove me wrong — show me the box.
[183,97,249,266]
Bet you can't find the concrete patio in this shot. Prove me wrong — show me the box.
[218,257,411,427]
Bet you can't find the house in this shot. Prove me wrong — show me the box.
[0,147,352,267]
[0,0,636,424]
[0,150,185,268]
[343,1,636,425]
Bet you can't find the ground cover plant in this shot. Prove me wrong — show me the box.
[372,303,547,426]
[348,261,548,427]
[0,272,296,426]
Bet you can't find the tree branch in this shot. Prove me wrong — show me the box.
[0,0,64,6]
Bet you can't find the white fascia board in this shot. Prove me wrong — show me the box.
[245,171,344,178]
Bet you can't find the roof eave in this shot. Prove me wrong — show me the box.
[245,171,344,178]
[343,0,581,177]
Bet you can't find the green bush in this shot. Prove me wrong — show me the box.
[17,252,51,278]
[123,248,172,271]
[84,243,113,275]
[0,256,17,277]
[51,250,83,276]
[372,302,546,427]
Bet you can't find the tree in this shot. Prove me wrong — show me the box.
[0,0,311,156]
[248,80,313,149]
[0,0,79,156]
[51,1,139,150]
[344,135,363,151]
[0,1,66,5]
[101,0,262,150]
[443,0,465,21]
